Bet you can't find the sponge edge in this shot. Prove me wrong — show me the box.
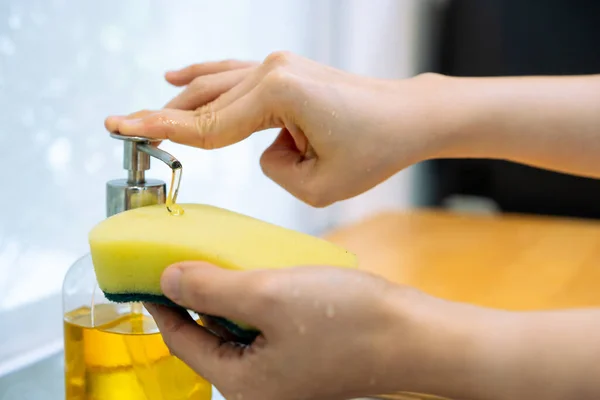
[105,292,260,345]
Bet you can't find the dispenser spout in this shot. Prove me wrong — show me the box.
[106,133,182,218]
[138,143,182,170]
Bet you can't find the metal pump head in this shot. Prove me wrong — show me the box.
[106,133,181,218]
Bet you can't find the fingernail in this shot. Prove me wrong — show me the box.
[120,118,143,128]
[161,266,182,300]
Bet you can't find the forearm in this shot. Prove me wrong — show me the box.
[382,289,600,400]
[432,74,600,179]
[483,307,600,400]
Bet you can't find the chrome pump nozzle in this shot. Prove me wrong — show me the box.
[106,133,181,217]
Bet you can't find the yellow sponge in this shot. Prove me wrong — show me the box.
[89,203,358,343]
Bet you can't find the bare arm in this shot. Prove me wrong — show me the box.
[430,74,600,179]
[384,292,600,400]
[485,308,600,400]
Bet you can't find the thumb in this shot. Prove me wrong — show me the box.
[160,262,272,330]
[105,87,268,149]
[261,129,329,207]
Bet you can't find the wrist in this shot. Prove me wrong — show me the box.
[377,286,517,399]
[408,72,513,161]
[401,72,471,162]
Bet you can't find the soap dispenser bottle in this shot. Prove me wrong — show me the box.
[62,133,212,400]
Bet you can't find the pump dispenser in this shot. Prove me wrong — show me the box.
[62,134,212,400]
[106,133,182,216]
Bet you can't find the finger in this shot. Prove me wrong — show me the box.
[144,303,231,380]
[112,85,271,149]
[200,315,242,343]
[104,109,155,133]
[194,62,267,114]
[164,68,251,110]
[260,129,328,207]
[197,58,294,117]
[165,60,258,86]
[160,262,272,329]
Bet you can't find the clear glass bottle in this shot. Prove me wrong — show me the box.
[61,134,212,400]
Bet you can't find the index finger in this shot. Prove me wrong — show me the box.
[106,85,270,149]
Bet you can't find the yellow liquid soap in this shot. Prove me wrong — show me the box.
[166,166,184,216]
[64,304,211,400]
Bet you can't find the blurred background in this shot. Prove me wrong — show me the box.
[0,0,599,398]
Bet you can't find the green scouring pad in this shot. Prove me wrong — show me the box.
[104,292,261,345]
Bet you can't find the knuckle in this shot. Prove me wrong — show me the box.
[261,69,298,103]
[258,153,277,178]
[193,109,219,149]
[248,273,282,308]
[263,68,291,86]
[302,188,332,208]
[263,50,294,68]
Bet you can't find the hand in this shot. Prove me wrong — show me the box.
[105,52,447,207]
[143,262,464,400]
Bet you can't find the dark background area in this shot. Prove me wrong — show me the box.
[423,0,600,219]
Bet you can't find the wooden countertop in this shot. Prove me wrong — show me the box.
[324,209,600,311]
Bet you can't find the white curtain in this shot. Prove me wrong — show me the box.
[0,0,434,379]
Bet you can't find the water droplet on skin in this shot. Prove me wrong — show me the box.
[300,180,305,185]
[303,100,308,106]
[326,304,335,318]
[298,324,306,335]
[327,130,332,136]
[369,377,377,386]
[366,168,372,172]
[331,111,337,117]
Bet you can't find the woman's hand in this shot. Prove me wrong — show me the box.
[145,263,408,400]
[144,261,600,400]
[105,52,446,207]
[143,262,500,400]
